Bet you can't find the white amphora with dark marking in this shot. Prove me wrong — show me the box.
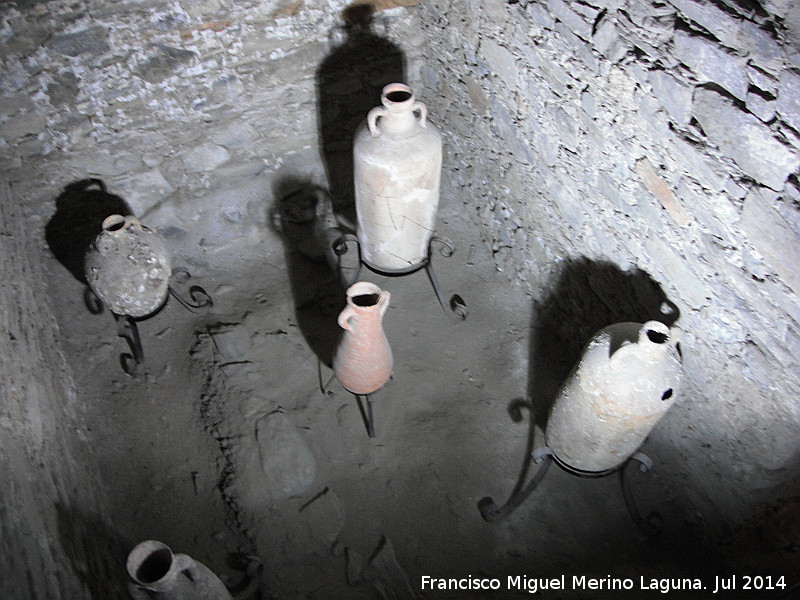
[353,82,442,272]
[126,540,233,600]
[84,214,172,318]
[545,320,684,473]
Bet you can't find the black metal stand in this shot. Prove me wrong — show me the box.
[85,268,212,376]
[355,394,376,438]
[169,267,214,312]
[321,372,379,439]
[479,446,663,537]
[332,233,467,321]
[115,314,145,377]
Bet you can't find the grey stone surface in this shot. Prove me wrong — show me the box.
[693,87,799,190]
[182,143,231,172]
[746,91,777,122]
[137,44,197,83]
[738,19,786,74]
[776,70,800,133]
[0,110,47,142]
[740,187,800,294]
[547,0,592,40]
[674,29,748,101]
[48,26,109,57]
[670,0,740,47]
[480,38,517,87]
[255,411,316,499]
[648,69,692,124]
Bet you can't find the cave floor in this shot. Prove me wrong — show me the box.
[43,180,740,600]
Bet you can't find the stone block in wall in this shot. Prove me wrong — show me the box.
[183,142,231,172]
[48,26,109,57]
[669,136,727,193]
[746,91,776,123]
[120,168,176,216]
[136,44,197,84]
[488,97,535,165]
[644,236,709,309]
[636,157,692,227]
[673,30,748,101]
[480,38,517,88]
[181,0,224,19]
[740,187,800,294]
[647,69,692,125]
[747,65,779,96]
[548,176,586,230]
[211,120,260,149]
[776,71,800,133]
[592,17,626,62]
[554,21,599,72]
[546,0,592,41]
[738,19,785,75]
[526,2,556,29]
[693,87,799,191]
[670,0,740,48]
[0,110,46,143]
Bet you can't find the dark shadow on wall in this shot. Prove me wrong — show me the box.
[56,502,132,599]
[271,176,347,369]
[316,3,405,217]
[45,179,133,283]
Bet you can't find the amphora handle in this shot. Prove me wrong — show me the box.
[338,305,357,333]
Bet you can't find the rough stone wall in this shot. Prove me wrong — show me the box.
[0,181,122,599]
[0,0,425,235]
[417,0,800,529]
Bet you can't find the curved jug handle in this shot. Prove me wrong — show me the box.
[125,216,144,231]
[413,100,428,128]
[367,106,389,137]
[174,553,201,582]
[378,291,391,317]
[338,305,357,332]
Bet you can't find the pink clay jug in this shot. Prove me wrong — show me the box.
[333,282,393,394]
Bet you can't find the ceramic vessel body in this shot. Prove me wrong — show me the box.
[85,215,171,318]
[545,320,683,473]
[126,540,232,600]
[353,83,442,272]
[333,281,393,395]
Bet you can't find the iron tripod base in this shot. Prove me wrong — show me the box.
[478,447,663,537]
[85,267,213,376]
[332,233,467,321]
[355,394,376,438]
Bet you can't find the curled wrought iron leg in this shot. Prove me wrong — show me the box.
[332,233,362,285]
[83,287,104,314]
[621,452,663,537]
[478,447,553,522]
[427,235,467,321]
[115,314,144,377]
[169,268,212,312]
[225,553,263,599]
[355,394,375,438]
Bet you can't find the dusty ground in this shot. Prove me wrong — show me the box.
[42,175,756,600]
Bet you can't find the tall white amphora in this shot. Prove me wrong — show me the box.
[546,320,683,473]
[353,83,442,272]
